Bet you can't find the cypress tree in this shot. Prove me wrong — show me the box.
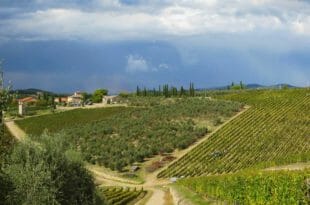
[136,86,140,96]
[180,86,185,96]
[143,87,147,97]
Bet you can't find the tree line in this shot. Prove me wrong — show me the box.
[136,82,195,97]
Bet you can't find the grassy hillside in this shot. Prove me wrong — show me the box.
[177,169,310,205]
[159,89,310,178]
[15,107,129,136]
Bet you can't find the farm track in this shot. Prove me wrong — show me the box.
[5,120,26,141]
[264,162,310,171]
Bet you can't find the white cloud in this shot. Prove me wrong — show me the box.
[126,55,149,72]
[0,0,310,41]
[158,63,169,69]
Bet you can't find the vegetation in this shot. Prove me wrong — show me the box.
[16,106,128,136]
[0,127,15,164]
[98,186,146,205]
[19,98,242,171]
[0,133,96,205]
[229,81,246,90]
[158,89,310,178]
[92,89,108,103]
[177,170,310,204]
[1,68,100,205]
[0,127,16,203]
[136,83,195,97]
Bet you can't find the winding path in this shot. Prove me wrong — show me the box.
[5,120,26,141]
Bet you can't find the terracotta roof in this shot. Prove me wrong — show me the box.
[18,97,37,103]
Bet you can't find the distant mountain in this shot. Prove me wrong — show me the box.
[198,83,298,91]
[268,84,297,89]
[246,84,265,89]
[12,88,55,95]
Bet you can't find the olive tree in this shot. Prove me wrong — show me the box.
[0,61,11,137]
[3,133,97,205]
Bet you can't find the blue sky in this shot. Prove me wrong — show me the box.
[0,0,309,93]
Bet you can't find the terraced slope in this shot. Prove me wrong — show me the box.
[158,89,310,178]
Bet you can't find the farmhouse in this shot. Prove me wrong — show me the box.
[54,97,68,104]
[102,95,117,105]
[67,91,83,106]
[18,96,38,115]
[18,96,38,104]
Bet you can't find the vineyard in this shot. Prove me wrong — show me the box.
[98,186,146,205]
[158,89,310,178]
[18,98,242,171]
[16,106,128,136]
[177,169,310,204]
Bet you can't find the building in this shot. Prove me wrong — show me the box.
[102,95,117,105]
[54,97,68,104]
[67,91,83,106]
[18,96,38,104]
[18,96,38,115]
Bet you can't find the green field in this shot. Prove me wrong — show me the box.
[159,89,310,178]
[177,169,310,205]
[97,187,146,205]
[16,98,242,171]
[15,107,128,136]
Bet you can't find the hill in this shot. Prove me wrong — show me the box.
[12,88,55,95]
[200,83,298,91]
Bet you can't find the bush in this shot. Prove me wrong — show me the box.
[2,133,96,205]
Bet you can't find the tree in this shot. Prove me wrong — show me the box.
[80,92,88,105]
[3,133,96,205]
[171,87,178,96]
[136,86,141,96]
[0,61,11,138]
[230,81,244,90]
[163,84,170,98]
[92,89,108,103]
[180,86,185,96]
[189,82,195,97]
[143,87,147,97]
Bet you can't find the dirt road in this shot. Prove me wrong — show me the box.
[5,120,27,141]
[265,162,310,171]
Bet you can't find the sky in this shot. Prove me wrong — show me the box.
[0,0,309,93]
